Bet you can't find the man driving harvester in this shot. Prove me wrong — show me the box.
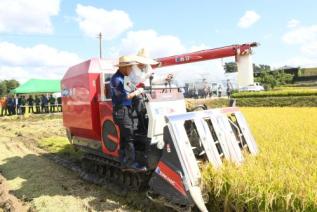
[110,50,158,171]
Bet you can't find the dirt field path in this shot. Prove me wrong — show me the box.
[0,115,137,212]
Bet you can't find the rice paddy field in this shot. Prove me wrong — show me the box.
[0,107,316,211]
[202,107,317,212]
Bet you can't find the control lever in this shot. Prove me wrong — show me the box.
[149,74,154,94]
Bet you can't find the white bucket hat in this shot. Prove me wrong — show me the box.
[116,48,158,67]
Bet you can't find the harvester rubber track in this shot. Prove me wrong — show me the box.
[81,154,195,211]
[44,151,193,211]
[81,153,151,191]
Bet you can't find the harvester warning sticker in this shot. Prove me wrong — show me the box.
[166,144,171,153]
[175,56,190,63]
[155,162,186,196]
[155,167,161,174]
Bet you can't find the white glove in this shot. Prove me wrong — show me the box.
[134,88,144,96]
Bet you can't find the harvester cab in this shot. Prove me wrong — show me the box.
[62,42,259,211]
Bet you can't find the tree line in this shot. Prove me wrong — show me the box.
[224,62,294,89]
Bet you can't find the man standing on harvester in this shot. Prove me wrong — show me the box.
[110,52,158,171]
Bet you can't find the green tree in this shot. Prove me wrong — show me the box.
[274,70,294,85]
[253,64,271,72]
[225,62,294,89]
[224,62,237,73]
[0,81,7,96]
[5,79,19,93]
[255,70,277,90]
[255,67,294,90]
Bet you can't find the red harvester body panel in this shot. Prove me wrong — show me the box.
[63,59,103,140]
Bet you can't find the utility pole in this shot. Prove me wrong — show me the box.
[98,32,102,58]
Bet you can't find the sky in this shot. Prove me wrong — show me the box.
[0,0,316,83]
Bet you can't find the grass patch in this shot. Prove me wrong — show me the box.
[0,112,61,122]
[235,96,317,107]
[232,89,317,98]
[186,98,229,110]
[283,82,317,87]
[38,136,82,159]
[203,107,317,212]
[187,96,317,107]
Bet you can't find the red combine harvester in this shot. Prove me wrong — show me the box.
[62,43,259,212]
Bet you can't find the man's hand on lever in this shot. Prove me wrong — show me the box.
[127,87,144,99]
[134,87,144,96]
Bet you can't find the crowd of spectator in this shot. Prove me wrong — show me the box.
[184,79,234,99]
[0,94,62,116]
[185,85,222,99]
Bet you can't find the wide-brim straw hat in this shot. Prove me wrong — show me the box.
[115,56,139,67]
[116,48,159,67]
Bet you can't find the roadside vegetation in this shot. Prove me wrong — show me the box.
[231,86,317,107]
[232,87,317,98]
[187,95,317,108]
[235,96,317,107]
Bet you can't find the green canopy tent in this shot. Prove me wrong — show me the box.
[12,79,61,94]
